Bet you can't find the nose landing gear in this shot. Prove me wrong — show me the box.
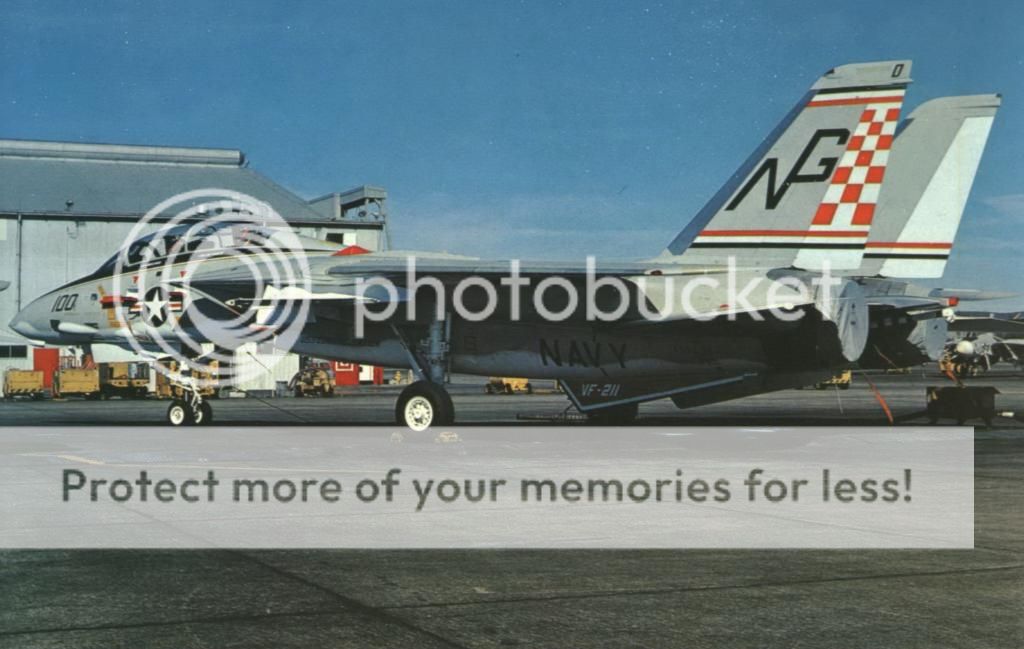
[167,399,190,426]
[164,365,214,426]
[167,388,213,426]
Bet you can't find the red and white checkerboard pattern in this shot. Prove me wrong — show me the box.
[811,104,901,228]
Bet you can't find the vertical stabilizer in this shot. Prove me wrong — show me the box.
[668,60,912,271]
[862,94,1000,278]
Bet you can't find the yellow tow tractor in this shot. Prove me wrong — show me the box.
[289,365,335,397]
[814,370,852,390]
[485,377,533,395]
[3,369,47,400]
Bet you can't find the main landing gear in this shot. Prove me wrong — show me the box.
[393,318,454,430]
[396,381,454,431]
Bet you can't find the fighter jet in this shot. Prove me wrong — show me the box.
[943,312,1024,375]
[9,60,1001,428]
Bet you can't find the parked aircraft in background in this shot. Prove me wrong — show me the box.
[942,312,1024,375]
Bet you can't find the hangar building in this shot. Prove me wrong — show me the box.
[0,138,388,394]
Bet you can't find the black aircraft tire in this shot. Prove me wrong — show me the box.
[440,389,455,425]
[193,401,213,426]
[396,381,454,431]
[167,400,194,426]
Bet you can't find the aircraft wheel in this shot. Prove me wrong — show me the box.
[396,381,453,431]
[167,399,193,426]
[440,389,455,424]
[585,402,639,425]
[193,401,213,426]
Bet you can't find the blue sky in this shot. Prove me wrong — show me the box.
[2,1,1022,301]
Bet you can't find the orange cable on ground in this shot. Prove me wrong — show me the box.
[859,373,894,425]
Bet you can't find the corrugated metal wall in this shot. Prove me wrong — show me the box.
[1,215,378,396]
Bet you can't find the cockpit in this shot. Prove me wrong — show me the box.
[93,221,343,277]
[95,221,231,275]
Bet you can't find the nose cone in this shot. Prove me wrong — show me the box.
[9,310,36,338]
[9,300,47,340]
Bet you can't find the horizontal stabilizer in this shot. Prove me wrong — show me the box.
[929,288,1017,302]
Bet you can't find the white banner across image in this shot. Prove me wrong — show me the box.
[0,426,973,549]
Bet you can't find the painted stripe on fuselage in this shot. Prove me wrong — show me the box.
[562,373,757,411]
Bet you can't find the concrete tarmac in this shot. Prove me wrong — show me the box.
[1,370,1022,647]
[2,369,1023,427]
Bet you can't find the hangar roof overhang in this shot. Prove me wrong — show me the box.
[0,139,384,228]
